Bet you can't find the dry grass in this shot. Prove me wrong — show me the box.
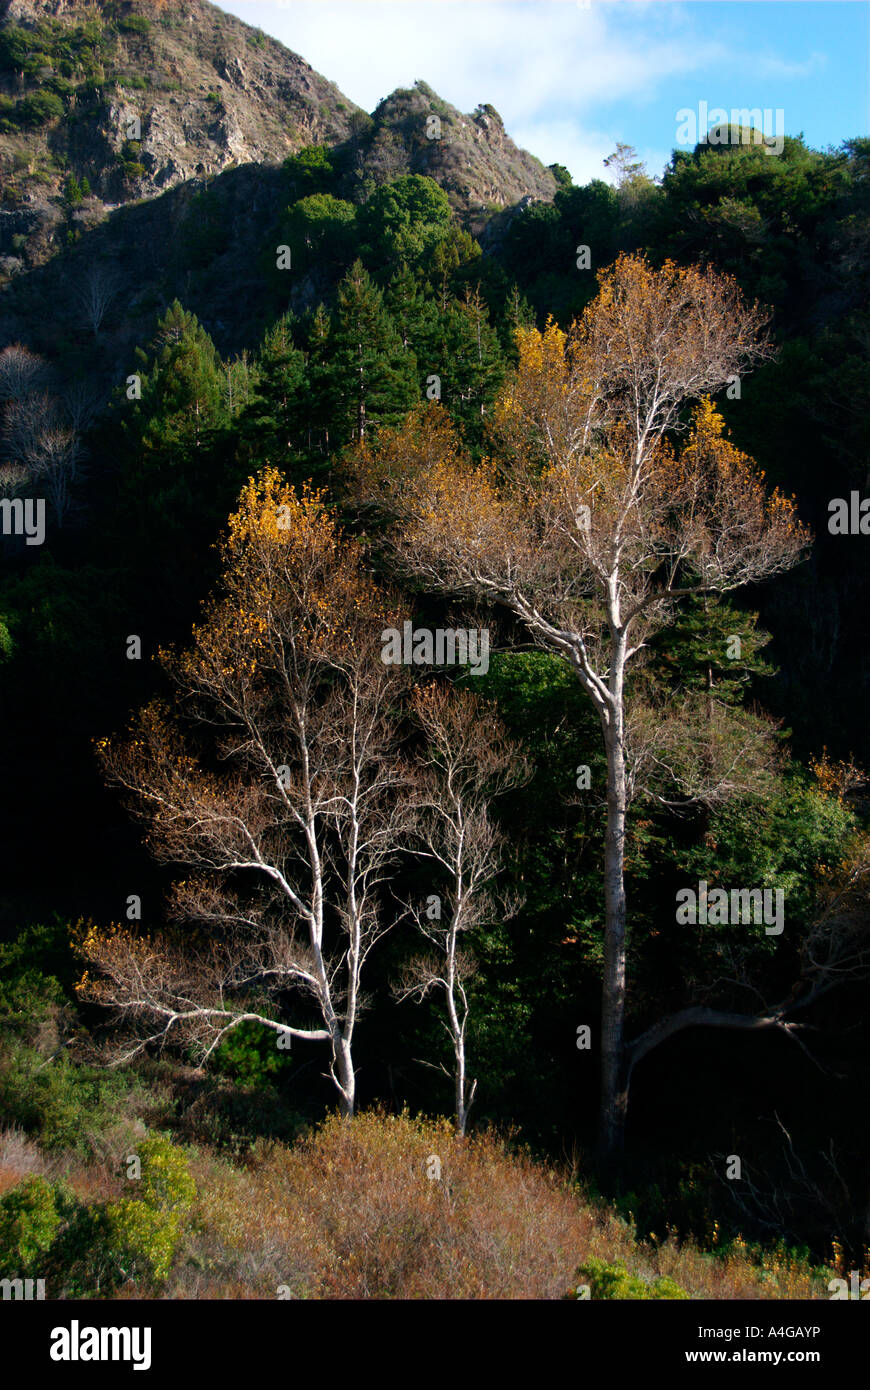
[0,1118,144,1205]
[0,1126,48,1195]
[168,1109,831,1300]
[0,1108,836,1298]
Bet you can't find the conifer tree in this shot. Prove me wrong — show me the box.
[133,301,226,459]
[302,302,335,461]
[326,260,419,443]
[428,287,505,442]
[241,313,307,465]
[112,302,232,605]
[385,263,437,358]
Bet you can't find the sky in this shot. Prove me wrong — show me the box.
[218,0,869,185]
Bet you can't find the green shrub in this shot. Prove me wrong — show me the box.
[101,1136,196,1286]
[42,1136,197,1294]
[18,90,65,127]
[571,1257,690,1300]
[212,1019,288,1086]
[0,1040,136,1155]
[117,16,151,35]
[0,1176,61,1276]
[43,1193,119,1298]
[102,1199,179,1284]
[133,1135,197,1213]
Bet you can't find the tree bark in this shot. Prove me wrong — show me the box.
[598,714,629,1155]
[597,630,629,1157]
[334,1032,356,1118]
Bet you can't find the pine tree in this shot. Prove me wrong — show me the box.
[326,260,419,443]
[385,263,437,359]
[501,283,537,361]
[302,302,334,462]
[111,302,233,607]
[241,313,307,464]
[428,286,505,442]
[136,300,226,458]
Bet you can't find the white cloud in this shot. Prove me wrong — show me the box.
[752,50,828,80]
[225,1,724,135]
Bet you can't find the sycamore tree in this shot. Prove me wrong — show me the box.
[347,252,813,1155]
[398,684,527,1135]
[79,471,416,1117]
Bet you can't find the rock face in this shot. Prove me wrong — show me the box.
[351,83,556,236]
[1,0,362,219]
[0,0,557,287]
[3,2,90,16]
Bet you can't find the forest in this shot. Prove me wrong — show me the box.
[1,88,870,1302]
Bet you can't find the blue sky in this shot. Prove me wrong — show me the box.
[221,1,869,184]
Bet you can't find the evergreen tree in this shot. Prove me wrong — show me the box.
[240,313,307,466]
[134,300,226,460]
[385,263,437,358]
[302,301,335,462]
[326,260,419,443]
[283,193,356,277]
[501,283,537,361]
[359,174,452,272]
[428,286,505,442]
[110,302,234,611]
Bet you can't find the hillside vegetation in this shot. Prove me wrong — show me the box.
[0,0,869,1304]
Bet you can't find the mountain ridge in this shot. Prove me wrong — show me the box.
[0,0,557,281]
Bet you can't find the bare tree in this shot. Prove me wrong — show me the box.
[348,253,811,1155]
[61,379,105,437]
[396,684,527,1135]
[79,471,416,1117]
[74,260,123,340]
[0,344,50,401]
[1,390,82,527]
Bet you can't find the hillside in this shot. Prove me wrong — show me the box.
[348,81,556,230]
[0,0,556,282]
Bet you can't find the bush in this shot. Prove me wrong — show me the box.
[46,1135,197,1294]
[117,16,151,35]
[133,1135,197,1213]
[18,90,64,127]
[102,1199,180,1284]
[99,1135,196,1286]
[0,1176,61,1275]
[0,1041,137,1155]
[173,1076,306,1157]
[571,1256,690,1300]
[212,1019,288,1087]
